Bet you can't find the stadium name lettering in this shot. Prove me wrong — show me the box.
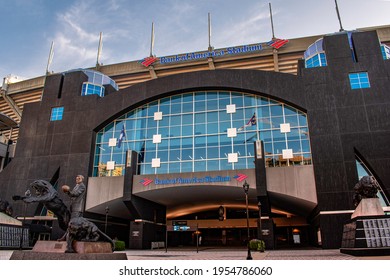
[154,176,231,185]
[159,44,263,64]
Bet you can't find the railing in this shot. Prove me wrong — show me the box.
[0,224,29,249]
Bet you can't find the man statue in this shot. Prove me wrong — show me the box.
[62,175,86,218]
[58,175,86,242]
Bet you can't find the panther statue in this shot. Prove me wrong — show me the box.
[0,198,13,216]
[353,176,380,207]
[65,216,115,253]
[12,179,70,231]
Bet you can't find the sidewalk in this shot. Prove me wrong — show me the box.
[124,247,390,260]
[2,247,390,260]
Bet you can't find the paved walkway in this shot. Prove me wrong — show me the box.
[2,247,389,260]
[124,247,390,260]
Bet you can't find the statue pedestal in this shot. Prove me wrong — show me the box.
[10,240,127,260]
[32,240,113,253]
[351,198,384,219]
[340,215,390,256]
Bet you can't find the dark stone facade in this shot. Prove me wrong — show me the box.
[0,30,389,249]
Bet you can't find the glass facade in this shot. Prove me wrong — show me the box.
[304,38,327,68]
[381,44,390,60]
[93,91,312,177]
[50,107,64,121]
[305,53,327,68]
[349,72,370,89]
[66,69,119,97]
[82,82,105,97]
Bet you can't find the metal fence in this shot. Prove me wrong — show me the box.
[0,224,29,249]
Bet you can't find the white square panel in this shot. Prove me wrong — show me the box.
[226,104,236,113]
[228,153,238,163]
[108,138,117,147]
[154,111,163,121]
[152,158,161,168]
[153,134,162,143]
[282,149,293,159]
[280,123,291,133]
[227,128,237,137]
[106,161,115,170]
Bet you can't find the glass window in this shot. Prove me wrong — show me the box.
[349,72,371,89]
[181,125,193,136]
[194,92,205,101]
[160,104,170,115]
[93,90,312,176]
[181,162,193,173]
[381,44,390,60]
[356,156,389,207]
[207,99,218,110]
[50,107,64,121]
[171,103,182,114]
[304,38,327,68]
[76,69,118,97]
[195,101,206,112]
[194,148,206,160]
[195,123,206,135]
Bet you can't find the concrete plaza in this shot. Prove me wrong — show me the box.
[1,247,390,260]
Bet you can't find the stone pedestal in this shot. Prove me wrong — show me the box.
[10,251,127,260]
[340,215,390,256]
[351,198,384,219]
[32,240,113,253]
[10,240,127,260]
[341,198,390,256]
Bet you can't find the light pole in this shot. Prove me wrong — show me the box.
[104,206,109,234]
[195,216,199,253]
[242,180,252,260]
[258,201,262,240]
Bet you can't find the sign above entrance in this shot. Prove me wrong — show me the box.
[139,39,289,67]
[133,169,257,194]
[159,44,263,64]
[139,173,251,187]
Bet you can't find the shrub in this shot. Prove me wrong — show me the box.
[249,239,265,252]
[114,240,126,251]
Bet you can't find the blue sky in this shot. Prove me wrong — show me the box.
[0,0,389,84]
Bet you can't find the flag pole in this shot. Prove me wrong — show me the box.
[96,32,103,68]
[335,0,344,32]
[150,22,155,57]
[45,41,54,75]
[208,12,213,51]
[269,3,275,39]
[125,122,129,152]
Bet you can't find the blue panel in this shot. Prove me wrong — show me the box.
[349,72,370,89]
[50,107,64,121]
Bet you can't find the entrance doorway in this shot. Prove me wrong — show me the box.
[167,227,258,247]
[274,226,310,248]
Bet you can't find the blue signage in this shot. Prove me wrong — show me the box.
[154,175,231,185]
[159,44,263,64]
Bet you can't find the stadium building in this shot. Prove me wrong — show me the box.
[0,25,390,249]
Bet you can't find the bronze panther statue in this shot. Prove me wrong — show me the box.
[65,217,115,253]
[353,176,380,207]
[13,179,70,231]
[13,179,115,252]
